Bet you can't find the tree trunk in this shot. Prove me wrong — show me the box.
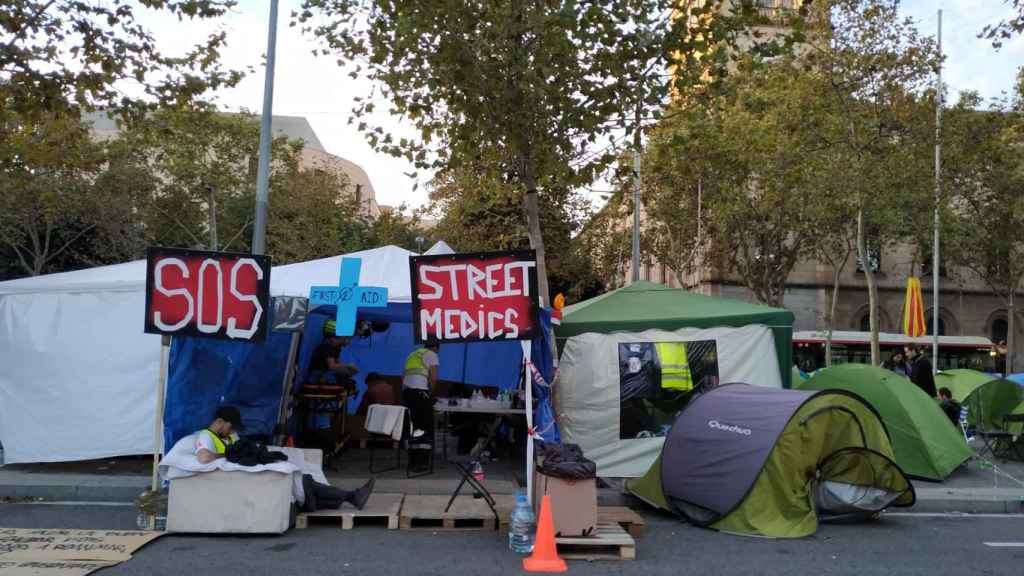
[826,264,842,368]
[208,184,218,251]
[1009,290,1016,374]
[857,207,881,365]
[520,164,551,306]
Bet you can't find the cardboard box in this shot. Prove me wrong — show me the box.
[532,470,597,537]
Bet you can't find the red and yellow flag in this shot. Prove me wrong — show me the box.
[902,277,927,338]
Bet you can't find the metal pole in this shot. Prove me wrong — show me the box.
[932,9,942,374]
[151,335,170,494]
[632,102,642,283]
[251,0,280,255]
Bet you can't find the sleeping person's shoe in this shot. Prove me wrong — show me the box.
[351,478,375,510]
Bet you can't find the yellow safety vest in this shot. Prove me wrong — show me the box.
[404,348,431,378]
[204,429,237,455]
[655,342,693,391]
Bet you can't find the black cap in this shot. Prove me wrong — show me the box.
[215,405,244,430]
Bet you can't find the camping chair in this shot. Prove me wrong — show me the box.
[974,402,1018,462]
[1000,413,1024,461]
[959,405,972,443]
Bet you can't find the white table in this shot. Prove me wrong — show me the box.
[433,401,526,461]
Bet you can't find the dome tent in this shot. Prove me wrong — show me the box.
[934,369,995,402]
[626,384,914,538]
[798,364,972,481]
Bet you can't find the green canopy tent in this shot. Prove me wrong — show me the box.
[798,364,972,481]
[934,369,994,402]
[559,281,795,388]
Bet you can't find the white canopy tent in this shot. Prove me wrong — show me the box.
[556,326,782,478]
[0,246,415,464]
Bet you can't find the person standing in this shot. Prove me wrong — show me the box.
[882,351,911,378]
[905,344,937,398]
[402,339,441,439]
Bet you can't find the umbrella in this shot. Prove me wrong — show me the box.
[902,276,927,338]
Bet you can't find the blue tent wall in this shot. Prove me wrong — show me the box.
[164,300,560,450]
[164,329,293,450]
[296,303,559,442]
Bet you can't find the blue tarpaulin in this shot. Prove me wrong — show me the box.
[164,328,293,451]
[296,303,559,442]
[164,300,560,450]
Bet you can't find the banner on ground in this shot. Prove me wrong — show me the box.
[144,247,271,342]
[410,249,539,343]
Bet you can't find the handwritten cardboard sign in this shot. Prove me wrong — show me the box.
[410,249,539,343]
[0,560,115,576]
[144,246,271,342]
[0,529,162,562]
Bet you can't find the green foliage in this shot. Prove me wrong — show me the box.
[982,1,1024,48]
[0,0,243,119]
[942,82,1024,299]
[428,164,600,300]
[296,0,762,302]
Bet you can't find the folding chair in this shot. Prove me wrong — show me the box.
[365,404,435,477]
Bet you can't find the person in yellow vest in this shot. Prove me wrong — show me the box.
[194,406,243,464]
[403,339,441,443]
[655,342,693,391]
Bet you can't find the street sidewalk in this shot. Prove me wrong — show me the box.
[2,448,1023,514]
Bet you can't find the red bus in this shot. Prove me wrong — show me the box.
[793,330,996,373]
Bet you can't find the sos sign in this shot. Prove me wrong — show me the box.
[144,247,271,342]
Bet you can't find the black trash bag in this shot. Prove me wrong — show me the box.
[536,442,597,480]
[225,438,289,467]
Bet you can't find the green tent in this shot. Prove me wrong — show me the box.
[626,384,914,538]
[962,378,1024,432]
[559,281,795,388]
[798,364,972,481]
[934,369,994,402]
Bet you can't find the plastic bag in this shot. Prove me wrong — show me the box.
[536,442,597,480]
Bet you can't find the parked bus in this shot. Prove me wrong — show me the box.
[793,330,996,373]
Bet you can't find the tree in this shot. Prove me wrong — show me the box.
[297,0,756,305]
[0,112,109,276]
[797,0,938,365]
[643,58,828,308]
[942,85,1024,372]
[982,1,1024,48]
[0,1,242,119]
[428,163,599,300]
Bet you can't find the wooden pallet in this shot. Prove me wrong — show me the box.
[296,493,404,530]
[597,506,646,538]
[555,522,636,561]
[399,494,497,531]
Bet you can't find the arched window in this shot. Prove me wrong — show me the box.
[926,316,946,337]
[859,314,871,332]
[992,317,1008,344]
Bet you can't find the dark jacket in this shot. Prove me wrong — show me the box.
[910,355,937,398]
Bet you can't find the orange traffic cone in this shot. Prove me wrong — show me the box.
[523,495,567,573]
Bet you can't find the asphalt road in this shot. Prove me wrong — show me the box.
[1,504,1022,576]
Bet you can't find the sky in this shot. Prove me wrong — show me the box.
[139,0,1024,210]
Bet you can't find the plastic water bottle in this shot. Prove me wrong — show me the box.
[471,460,485,482]
[509,491,536,554]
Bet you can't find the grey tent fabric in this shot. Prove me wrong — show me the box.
[660,384,815,520]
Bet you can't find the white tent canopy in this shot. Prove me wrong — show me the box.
[0,246,416,464]
[555,325,782,478]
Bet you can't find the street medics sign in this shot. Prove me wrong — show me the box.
[144,247,271,342]
[410,249,539,343]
